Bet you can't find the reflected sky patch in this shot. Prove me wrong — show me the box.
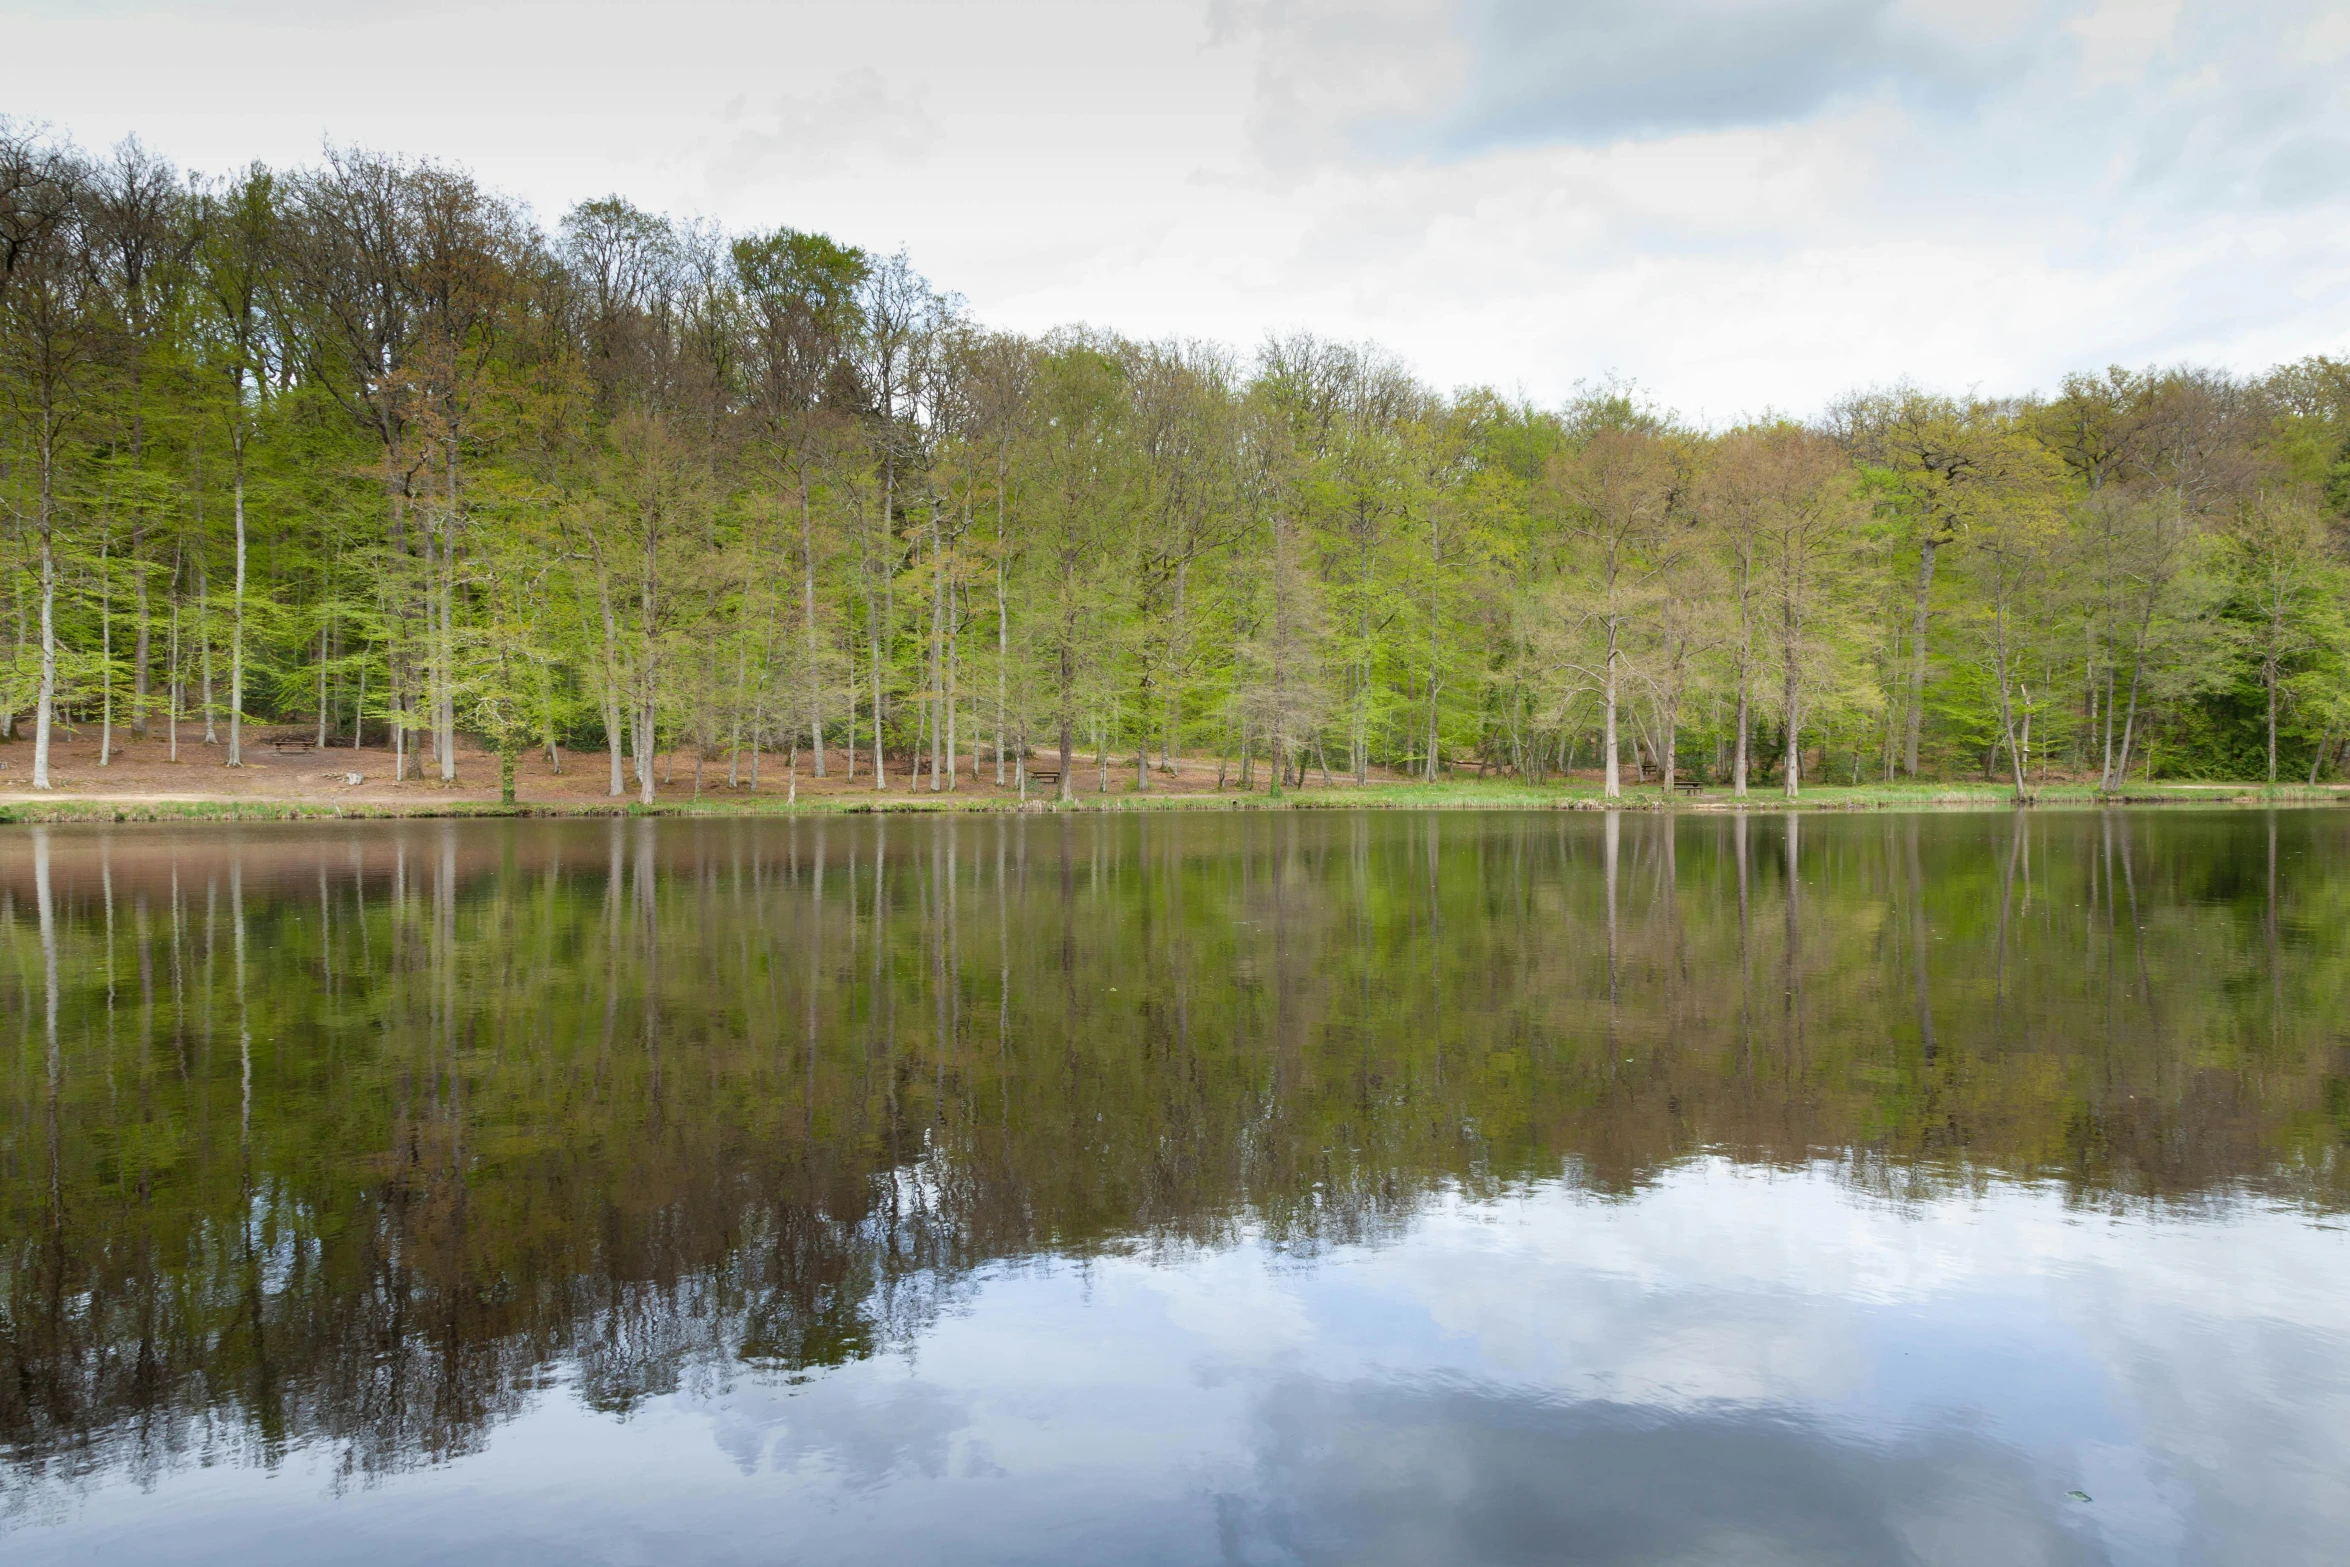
[16,1160,2343,1566]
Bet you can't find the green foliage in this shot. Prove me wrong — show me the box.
[2324,435,2350,520]
[4,126,2349,790]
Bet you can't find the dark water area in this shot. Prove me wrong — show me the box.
[3,808,2346,1565]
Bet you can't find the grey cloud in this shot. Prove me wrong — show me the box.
[705,1375,972,1488]
[1362,0,2060,157]
[2261,135,2350,208]
[705,68,943,193]
[1221,1376,2115,1566]
[1315,0,2350,230]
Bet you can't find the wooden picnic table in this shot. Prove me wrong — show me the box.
[267,730,317,755]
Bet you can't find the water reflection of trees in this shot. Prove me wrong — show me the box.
[3,810,2345,1489]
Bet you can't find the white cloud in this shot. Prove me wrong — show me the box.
[2066,0,2183,85]
[5,0,2344,417]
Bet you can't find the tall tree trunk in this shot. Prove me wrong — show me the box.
[2267,658,2279,786]
[3,558,16,744]
[99,533,114,766]
[639,505,659,803]
[869,583,885,789]
[599,582,625,797]
[844,606,859,782]
[1733,682,1750,797]
[1423,667,1440,782]
[1167,557,1189,774]
[1660,700,1678,796]
[995,548,1009,784]
[801,466,825,776]
[1602,618,1621,799]
[929,496,945,792]
[1782,663,1802,800]
[1057,619,1075,803]
[638,697,656,806]
[729,593,748,789]
[437,444,459,784]
[315,616,330,748]
[945,563,960,790]
[909,687,928,791]
[540,654,561,774]
[131,524,150,740]
[167,578,181,763]
[1992,603,2029,801]
[1733,538,1753,797]
[1903,535,1938,777]
[2097,663,2116,791]
[2112,606,2152,787]
[30,406,58,789]
[421,534,440,771]
[1781,568,1803,799]
[227,430,247,768]
[874,426,895,791]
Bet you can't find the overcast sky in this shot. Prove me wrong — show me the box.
[10,0,2347,419]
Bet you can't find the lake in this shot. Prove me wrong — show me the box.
[4,809,2347,1565]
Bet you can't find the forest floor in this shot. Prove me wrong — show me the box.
[1,732,2344,822]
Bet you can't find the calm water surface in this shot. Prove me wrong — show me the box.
[3,809,2347,1565]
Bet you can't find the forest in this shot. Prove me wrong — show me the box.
[5,123,2350,803]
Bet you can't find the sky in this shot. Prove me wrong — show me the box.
[8,0,2348,420]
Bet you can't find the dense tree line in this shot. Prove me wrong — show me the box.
[5,124,2349,801]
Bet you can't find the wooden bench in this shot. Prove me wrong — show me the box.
[1671,776,1705,795]
[267,731,316,755]
[1026,767,1062,788]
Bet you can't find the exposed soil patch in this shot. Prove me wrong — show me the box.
[0,734,1419,809]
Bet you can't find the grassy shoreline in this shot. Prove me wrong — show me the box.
[3,778,2345,825]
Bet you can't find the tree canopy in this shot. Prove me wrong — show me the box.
[5,122,2348,800]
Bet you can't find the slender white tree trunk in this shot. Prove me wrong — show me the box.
[995,551,1008,784]
[802,473,825,776]
[1602,620,1621,800]
[316,616,330,748]
[870,588,885,789]
[227,431,247,768]
[99,534,113,767]
[167,591,181,763]
[31,522,57,790]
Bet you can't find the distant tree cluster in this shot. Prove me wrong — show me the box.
[5,121,2348,800]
